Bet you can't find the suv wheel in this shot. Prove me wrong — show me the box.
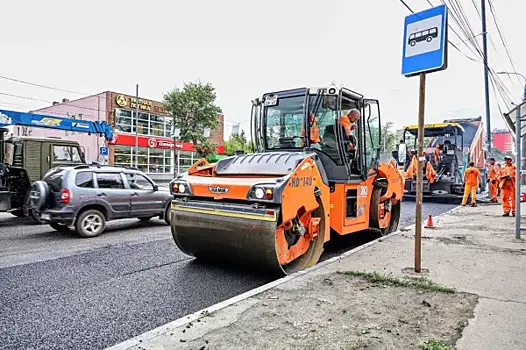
[75,209,106,238]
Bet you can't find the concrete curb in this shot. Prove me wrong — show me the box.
[106,204,462,350]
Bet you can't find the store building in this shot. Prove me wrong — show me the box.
[22,91,224,183]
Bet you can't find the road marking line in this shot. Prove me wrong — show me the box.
[106,204,462,350]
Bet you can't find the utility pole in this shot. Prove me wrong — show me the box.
[481,0,492,151]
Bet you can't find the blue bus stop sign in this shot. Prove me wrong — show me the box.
[99,147,109,156]
[402,4,448,77]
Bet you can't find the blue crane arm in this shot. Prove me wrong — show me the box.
[0,109,114,141]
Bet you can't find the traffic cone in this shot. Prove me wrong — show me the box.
[424,214,436,229]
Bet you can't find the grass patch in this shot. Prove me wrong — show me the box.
[421,338,453,350]
[342,270,456,294]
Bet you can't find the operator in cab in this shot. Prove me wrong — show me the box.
[301,111,321,149]
[338,108,360,150]
[499,155,516,216]
[461,161,480,207]
[488,157,499,203]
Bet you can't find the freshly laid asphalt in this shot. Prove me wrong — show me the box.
[0,201,455,350]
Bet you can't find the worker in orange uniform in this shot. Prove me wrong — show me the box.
[301,111,321,149]
[425,158,436,183]
[499,155,516,216]
[461,161,480,207]
[338,109,360,150]
[487,157,499,203]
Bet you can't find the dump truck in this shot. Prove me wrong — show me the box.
[399,117,487,203]
[168,86,405,276]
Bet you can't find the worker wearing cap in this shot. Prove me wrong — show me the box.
[499,155,516,216]
[461,161,480,207]
[488,157,499,203]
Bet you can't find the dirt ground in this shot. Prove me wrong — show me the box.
[172,271,478,350]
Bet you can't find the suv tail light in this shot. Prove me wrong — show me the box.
[60,189,71,204]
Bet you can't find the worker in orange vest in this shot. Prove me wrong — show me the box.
[338,109,360,150]
[461,161,480,207]
[406,152,435,183]
[499,155,516,216]
[425,159,436,183]
[301,111,321,149]
[487,157,499,203]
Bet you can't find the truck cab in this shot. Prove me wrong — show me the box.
[0,131,85,218]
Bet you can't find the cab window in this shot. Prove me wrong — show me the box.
[264,95,305,149]
[53,145,82,162]
[364,101,381,167]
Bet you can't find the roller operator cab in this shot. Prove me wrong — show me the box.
[169,86,405,276]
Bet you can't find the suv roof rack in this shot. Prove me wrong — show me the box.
[73,164,91,170]
[124,166,139,171]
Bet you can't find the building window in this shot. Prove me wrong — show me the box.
[114,145,175,174]
[115,109,133,134]
[115,108,174,138]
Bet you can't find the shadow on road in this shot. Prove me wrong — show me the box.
[0,216,39,228]
[175,229,382,280]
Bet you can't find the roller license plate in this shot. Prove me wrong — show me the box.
[41,213,51,221]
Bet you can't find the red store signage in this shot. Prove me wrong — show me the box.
[109,133,224,154]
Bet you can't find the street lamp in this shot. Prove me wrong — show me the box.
[496,71,526,101]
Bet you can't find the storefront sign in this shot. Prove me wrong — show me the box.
[109,133,224,154]
[115,94,153,112]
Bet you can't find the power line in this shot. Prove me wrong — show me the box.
[0,74,89,95]
[486,0,522,89]
[0,92,108,115]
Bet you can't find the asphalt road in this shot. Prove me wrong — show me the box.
[0,201,455,350]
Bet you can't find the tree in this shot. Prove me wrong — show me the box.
[380,122,397,152]
[224,130,253,156]
[163,81,222,159]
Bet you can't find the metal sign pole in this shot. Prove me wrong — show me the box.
[415,72,426,273]
[516,105,521,239]
[135,84,139,168]
[401,4,448,272]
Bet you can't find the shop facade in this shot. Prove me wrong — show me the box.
[27,91,224,183]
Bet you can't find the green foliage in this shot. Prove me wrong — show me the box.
[224,130,253,156]
[381,122,397,152]
[163,81,222,157]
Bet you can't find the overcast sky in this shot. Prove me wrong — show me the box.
[1,0,524,139]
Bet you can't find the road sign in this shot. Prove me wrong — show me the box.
[402,4,448,77]
[99,147,109,156]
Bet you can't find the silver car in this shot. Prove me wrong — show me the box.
[30,165,172,237]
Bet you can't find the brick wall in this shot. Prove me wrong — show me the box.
[211,114,225,147]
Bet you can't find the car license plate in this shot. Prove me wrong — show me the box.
[41,213,51,221]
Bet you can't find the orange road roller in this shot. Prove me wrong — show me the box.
[169,86,405,276]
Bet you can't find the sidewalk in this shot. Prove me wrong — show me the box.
[109,202,526,350]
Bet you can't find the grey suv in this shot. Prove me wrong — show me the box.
[30,164,172,237]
